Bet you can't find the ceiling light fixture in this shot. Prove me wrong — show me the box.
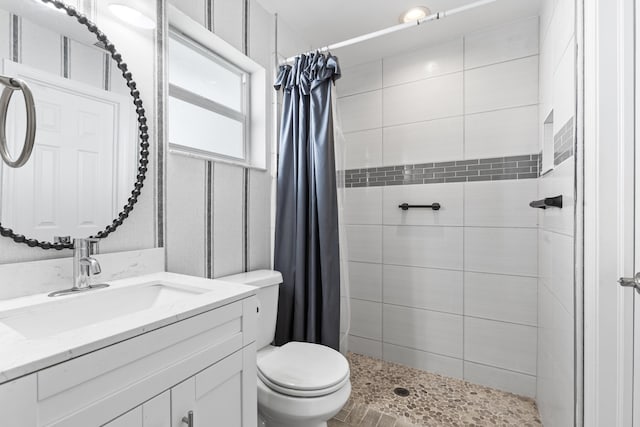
[400,6,432,23]
[108,4,155,29]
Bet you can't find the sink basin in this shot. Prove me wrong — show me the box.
[0,282,208,339]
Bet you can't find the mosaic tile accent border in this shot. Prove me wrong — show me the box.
[554,117,574,166]
[342,154,540,188]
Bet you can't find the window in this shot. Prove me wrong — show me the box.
[168,32,249,161]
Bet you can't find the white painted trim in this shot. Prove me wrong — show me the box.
[167,5,267,171]
[583,0,636,425]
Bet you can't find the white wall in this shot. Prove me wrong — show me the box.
[338,17,540,397]
[165,0,274,278]
[536,0,577,425]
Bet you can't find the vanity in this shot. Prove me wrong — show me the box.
[0,273,258,426]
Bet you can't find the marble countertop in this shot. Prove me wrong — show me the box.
[0,272,256,385]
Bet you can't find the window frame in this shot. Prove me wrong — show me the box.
[168,29,251,164]
[167,5,268,171]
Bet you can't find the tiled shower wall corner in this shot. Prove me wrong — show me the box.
[537,0,577,424]
[166,0,274,278]
[337,17,540,398]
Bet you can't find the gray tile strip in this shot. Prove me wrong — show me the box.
[554,117,574,166]
[11,15,20,63]
[341,153,541,188]
[62,36,70,78]
[206,162,213,278]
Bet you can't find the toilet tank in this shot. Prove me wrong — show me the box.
[218,270,283,350]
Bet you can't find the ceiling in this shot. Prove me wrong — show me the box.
[257,0,542,66]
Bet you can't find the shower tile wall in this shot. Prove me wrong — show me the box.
[338,17,540,398]
[537,0,576,425]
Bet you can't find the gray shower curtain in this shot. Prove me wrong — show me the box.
[273,53,341,350]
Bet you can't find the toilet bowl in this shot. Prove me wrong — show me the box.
[220,270,351,427]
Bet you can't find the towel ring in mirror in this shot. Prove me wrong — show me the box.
[0,75,36,168]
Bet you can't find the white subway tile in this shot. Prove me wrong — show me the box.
[464,106,539,159]
[550,232,575,316]
[464,180,538,228]
[464,17,539,69]
[464,317,537,375]
[213,0,244,51]
[383,343,463,379]
[21,19,61,73]
[344,187,383,225]
[383,73,463,126]
[539,160,574,236]
[464,272,538,326]
[338,60,382,97]
[383,183,464,226]
[550,0,576,69]
[383,39,463,87]
[0,11,9,61]
[343,129,383,169]
[167,155,206,277]
[338,91,382,132]
[465,227,537,276]
[351,299,382,340]
[465,56,538,114]
[538,230,552,288]
[346,225,382,263]
[384,226,463,270]
[248,170,271,270]
[383,117,464,165]
[552,38,576,132]
[349,261,383,302]
[383,304,463,358]
[349,335,383,359]
[383,265,463,314]
[463,362,537,398]
[212,163,244,278]
[340,297,348,333]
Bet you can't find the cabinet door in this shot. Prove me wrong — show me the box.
[172,349,249,427]
[103,391,170,427]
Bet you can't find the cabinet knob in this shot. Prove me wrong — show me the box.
[182,410,194,427]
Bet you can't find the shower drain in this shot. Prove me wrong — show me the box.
[393,387,410,397]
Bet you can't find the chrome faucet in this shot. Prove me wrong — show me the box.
[73,238,102,289]
[49,238,109,297]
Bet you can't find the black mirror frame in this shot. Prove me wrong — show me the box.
[0,0,150,250]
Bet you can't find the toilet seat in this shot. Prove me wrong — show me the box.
[257,341,350,398]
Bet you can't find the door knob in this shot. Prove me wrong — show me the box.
[182,410,194,427]
[618,272,640,293]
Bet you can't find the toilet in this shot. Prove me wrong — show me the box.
[220,270,351,427]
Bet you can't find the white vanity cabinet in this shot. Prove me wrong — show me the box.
[103,391,170,427]
[0,296,258,427]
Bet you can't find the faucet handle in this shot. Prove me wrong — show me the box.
[73,237,101,254]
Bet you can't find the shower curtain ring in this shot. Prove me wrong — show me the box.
[0,75,36,168]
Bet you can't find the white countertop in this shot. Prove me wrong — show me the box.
[0,272,256,385]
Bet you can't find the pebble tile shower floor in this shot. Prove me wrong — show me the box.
[329,353,542,427]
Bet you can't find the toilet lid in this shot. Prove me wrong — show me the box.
[257,342,350,398]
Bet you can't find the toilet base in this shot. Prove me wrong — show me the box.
[256,378,351,427]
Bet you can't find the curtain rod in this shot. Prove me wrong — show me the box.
[282,0,498,64]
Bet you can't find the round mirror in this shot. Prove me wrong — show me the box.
[0,0,148,250]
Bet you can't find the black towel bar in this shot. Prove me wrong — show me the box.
[529,195,563,209]
[398,203,441,211]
